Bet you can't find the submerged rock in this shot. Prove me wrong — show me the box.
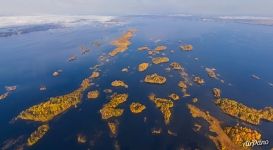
[27,124,49,146]
[151,128,162,135]
[144,73,166,84]
[192,98,198,103]
[130,102,146,114]
[138,46,150,51]
[68,55,77,62]
[39,85,47,91]
[251,74,261,80]
[52,71,60,77]
[180,44,193,51]
[77,134,87,144]
[103,89,113,94]
[152,57,169,64]
[138,63,149,72]
[0,92,9,100]
[5,86,17,92]
[121,68,129,72]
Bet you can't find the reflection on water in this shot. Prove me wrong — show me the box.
[0,16,273,150]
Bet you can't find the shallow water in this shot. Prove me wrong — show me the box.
[0,16,273,150]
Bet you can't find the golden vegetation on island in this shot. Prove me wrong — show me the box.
[206,68,217,79]
[169,93,180,101]
[138,63,149,72]
[213,88,221,98]
[138,46,150,51]
[180,44,193,51]
[215,98,273,125]
[152,57,169,64]
[193,76,205,85]
[130,102,146,114]
[100,94,128,120]
[90,71,100,78]
[111,80,128,88]
[149,94,173,124]
[224,125,261,148]
[178,81,187,89]
[108,122,118,137]
[109,30,135,56]
[155,45,167,51]
[88,90,99,99]
[77,134,87,144]
[17,88,83,122]
[178,81,190,97]
[187,104,240,150]
[144,73,166,84]
[27,124,49,146]
[170,62,182,70]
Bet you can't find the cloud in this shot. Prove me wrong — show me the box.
[0,0,273,16]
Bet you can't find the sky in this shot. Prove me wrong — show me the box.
[1,0,273,17]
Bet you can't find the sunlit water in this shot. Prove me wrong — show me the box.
[0,16,273,150]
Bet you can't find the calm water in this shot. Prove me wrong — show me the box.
[0,16,273,150]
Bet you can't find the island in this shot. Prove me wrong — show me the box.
[16,79,90,122]
[187,104,240,150]
[180,44,193,51]
[205,68,217,79]
[215,98,273,125]
[111,80,128,88]
[100,93,128,119]
[154,45,167,51]
[212,88,221,98]
[109,30,135,56]
[152,57,169,64]
[224,125,261,148]
[170,62,182,70]
[89,71,100,78]
[144,73,166,84]
[27,124,49,146]
[108,121,118,137]
[130,102,146,113]
[138,63,149,72]
[169,93,180,101]
[87,90,99,99]
[193,76,205,85]
[149,94,173,124]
